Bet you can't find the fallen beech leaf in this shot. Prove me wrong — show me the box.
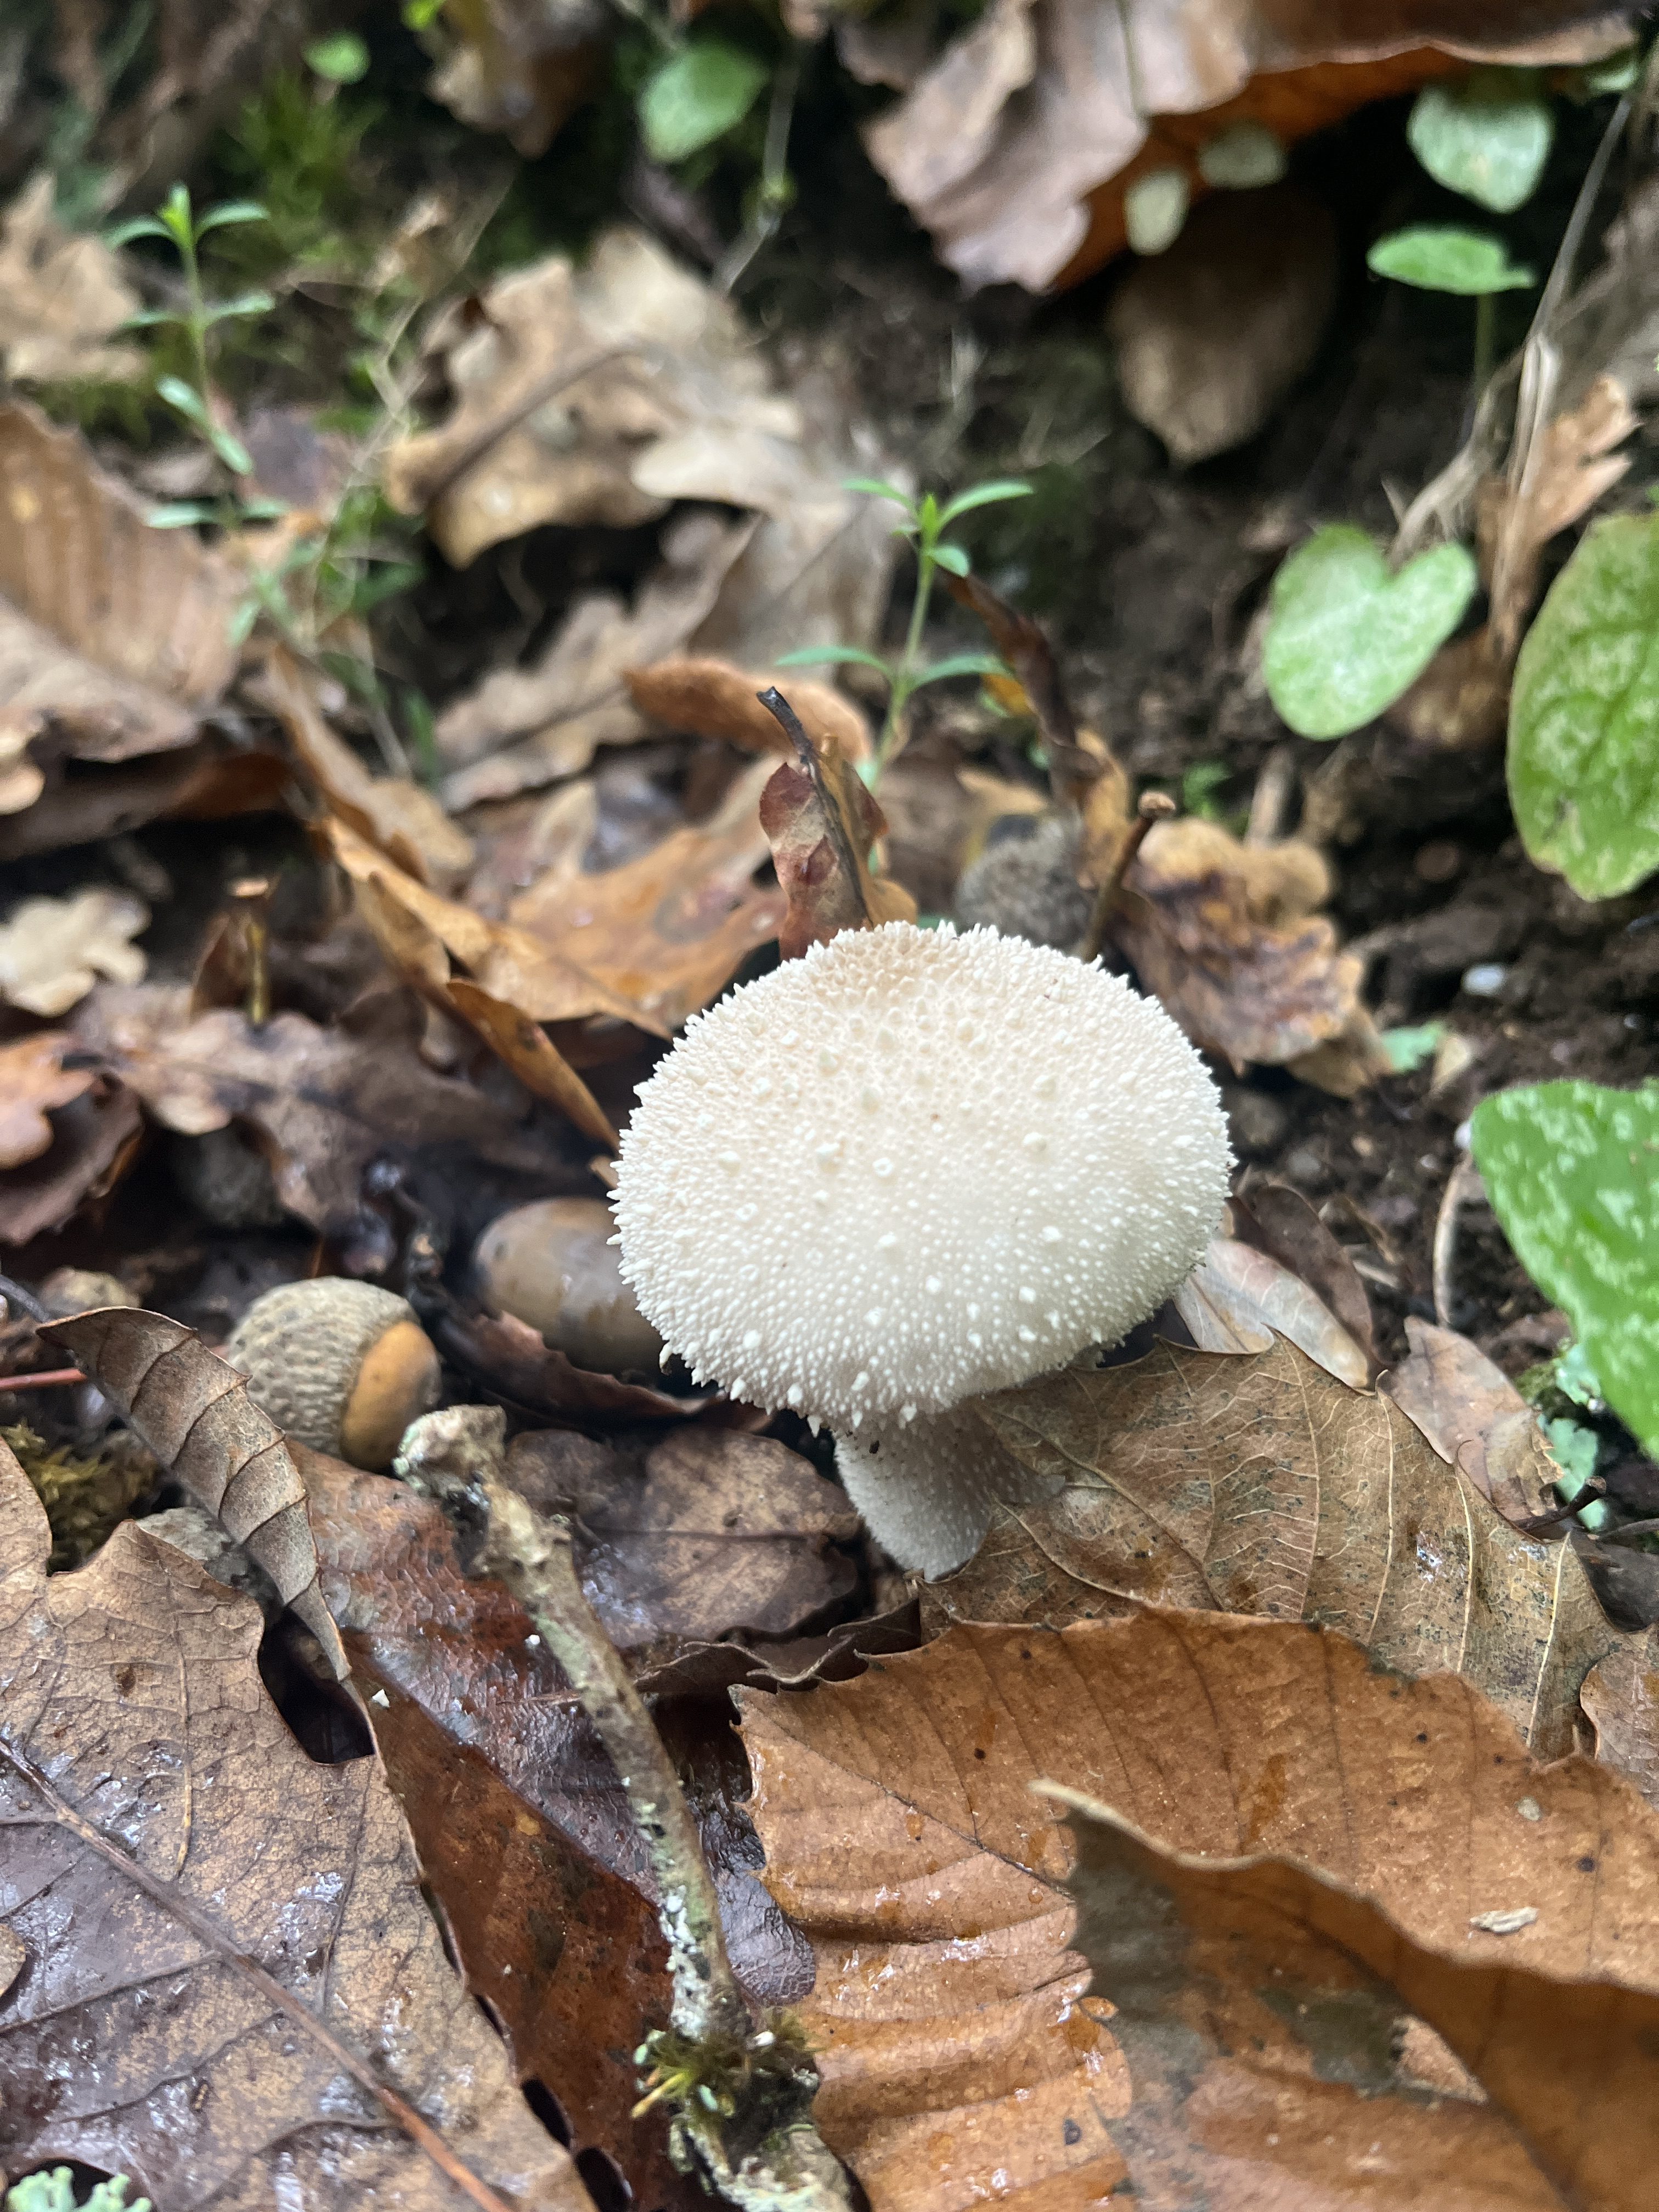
[256,647,474,888]
[73,983,569,1257]
[435,512,755,807]
[934,1336,1620,1761]
[864,4,1627,291]
[0,1440,587,2211]
[0,398,241,766]
[1173,1233,1372,1386]
[1107,184,1336,463]
[320,815,662,1032]
[0,885,148,1016]
[1580,1640,1659,1812]
[0,1066,141,1246]
[0,1030,93,1168]
[0,176,144,385]
[1385,1314,1559,1526]
[627,653,873,763]
[507,1424,859,1663]
[435,1304,713,1427]
[39,1305,346,1678]
[509,756,787,1029]
[759,693,917,959]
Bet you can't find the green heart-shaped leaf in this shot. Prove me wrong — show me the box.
[1508,509,1659,900]
[638,38,768,165]
[1471,1081,1659,1459]
[1407,67,1554,214]
[1262,525,1478,740]
[1367,225,1534,295]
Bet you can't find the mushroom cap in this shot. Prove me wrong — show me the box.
[613,921,1231,1427]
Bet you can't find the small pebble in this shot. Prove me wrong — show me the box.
[1283,1146,1328,1190]
[1413,840,1463,884]
[1462,962,1508,998]
[1221,1086,1290,1159]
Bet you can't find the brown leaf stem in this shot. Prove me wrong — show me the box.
[757,687,874,935]
[1076,789,1176,964]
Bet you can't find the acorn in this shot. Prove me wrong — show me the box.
[223,1278,442,1469]
[472,1197,662,1375]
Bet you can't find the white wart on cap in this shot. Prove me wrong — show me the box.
[613,922,1231,1430]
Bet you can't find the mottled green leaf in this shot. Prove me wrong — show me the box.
[1196,121,1285,189]
[637,38,768,164]
[1407,68,1554,213]
[1508,510,1659,899]
[1367,224,1533,295]
[1471,1081,1659,1458]
[1263,525,1477,739]
[1124,167,1189,255]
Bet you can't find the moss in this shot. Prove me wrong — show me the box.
[4,1423,157,1571]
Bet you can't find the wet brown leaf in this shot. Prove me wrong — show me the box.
[0,175,144,385]
[40,1304,347,1678]
[435,1304,714,1427]
[864,3,1628,291]
[1172,1233,1372,1386]
[1385,1316,1559,1527]
[759,694,917,960]
[0,1438,587,2211]
[0,884,148,1016]
[935,1336,1620,1761]
[256,646,474,888]
[0,398,241,768]
[509,755,787,1029]
[1049,1613,1659,2211]
[0,1029,93,1169]
[507,1424,860,1663]
[627,652,873,763]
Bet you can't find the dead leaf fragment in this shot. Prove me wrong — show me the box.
[1173,1232,1372,1385]
[0,885,148,1015]
[939,1336,1621,1761]
[0,1030,93,1168]
[0,174,144,385]
[627,654,873,763]
[1488,371,1638,663]
[0,1438,589,2212]
[0,398,241,765]
[759,696,917,959]
[424,0,606,156]
[1386,1315,1558,1527]
[0,1067,142,1246]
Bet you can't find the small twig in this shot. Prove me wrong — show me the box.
[230,876,273,1029]
[1599,1516,1659,1547]
[1519,1475,1607,1534]
[758,686,875,930]
[1431,1155,1486,1328]
[1077,791,1175,964]
[1244,746,1297,847]
[0,1369,87,1393]
[0,1274,49,1324]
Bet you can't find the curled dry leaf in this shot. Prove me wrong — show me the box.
[627,653,873,763]
[1231,1180,1377,1369]
[934,1336,1621,1764]
[0,398,241,770]
[507,755,787,1029]
[0,1062,141,1248]
[256,646,475,888]
[433,1303,713,1427]
[0,1440,588,2212]
[759,695,917,960]
[0,175,145,385]
[1386,1314,1559,1527]
[864,1,1628,291]
[0,1030,93,1169]
[0,885,148,1017]
[39,1304,347,1679]
[423,0,606,155]
[1172,1232,1373,1387]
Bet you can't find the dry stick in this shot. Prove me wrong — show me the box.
[0,1369,86,1393]
[1244,745,1297,847]
[1431,1154,1486,1328]
[1077,791,1175,965]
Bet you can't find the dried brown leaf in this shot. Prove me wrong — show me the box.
[0,1438,589,2211]
[39,1304,347,1678]
[935,1336,1621,1762]
[0,398,241,765]
[509,755,787,1029]
[0,1065,141,1246]
[434,1304,714,1427]
[0,1030,93,1169]
[1488,372,1639,662]
[423,0,605,155]
[1172,1233,1372,1386]
[256,646,474,888]
[759,694,917,960]
[0,737,291,862]
[1231,1180,1377,1368]
[0,175,144,385]
[1386,1316,1559,1527]
[0,885,148,1016]
[627,653,873,762]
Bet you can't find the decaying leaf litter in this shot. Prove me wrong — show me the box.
[5,6,1659,2209]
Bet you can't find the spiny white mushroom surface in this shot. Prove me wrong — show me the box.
[833,1405,1064,1582]
[613,921,1231,1430]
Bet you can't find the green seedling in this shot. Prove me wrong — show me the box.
[6,2175,150,2212]
[777,477,1031,776]
[107,185,280,525]
[305,31,371,84]
[1508,508,1659,900]
[1367,223,1534,388]
[1470,1081,1659,1464]
[639,36,769,163]
[1262,524,1477,740]
[1407,67,1554,214]
[1378,1020,1445,1075]
[1124,168,1189,255]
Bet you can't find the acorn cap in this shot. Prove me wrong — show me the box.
[223,1278,442,1470]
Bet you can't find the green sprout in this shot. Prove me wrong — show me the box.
[777,477,1032,777]
[1367,224,1534,390]
[106,184,282,528]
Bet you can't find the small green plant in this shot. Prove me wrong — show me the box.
[5,2172,150,2212]
[1261,524,1477,740]
[1407,67,1555,213]
[776,477,1032,775]
[1470,1081,1659,1464]
[1366,225,1534,388]
[106,185,280,526]
[304,31,371,85]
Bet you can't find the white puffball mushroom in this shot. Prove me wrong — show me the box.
[613,921,1231,1574]
[832,1404,1066,1582]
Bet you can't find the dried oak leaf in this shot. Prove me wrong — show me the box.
[865,1,1629,291]
[0,175,145,385]
[39,1304,347,1679]
[0,398,241,768]
[0,1437,589,2212]
[759,698,917,960]
[936,1336,1619,1764]
[255,646,475,888]
[0,1030,93,1169]
[0,885,148,1017]
[744,1611,1659,2212]
[507,755,788,1030]
[0,1065,141,1248]
[1386,1314,1559,1527]
[627,654,874,763]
